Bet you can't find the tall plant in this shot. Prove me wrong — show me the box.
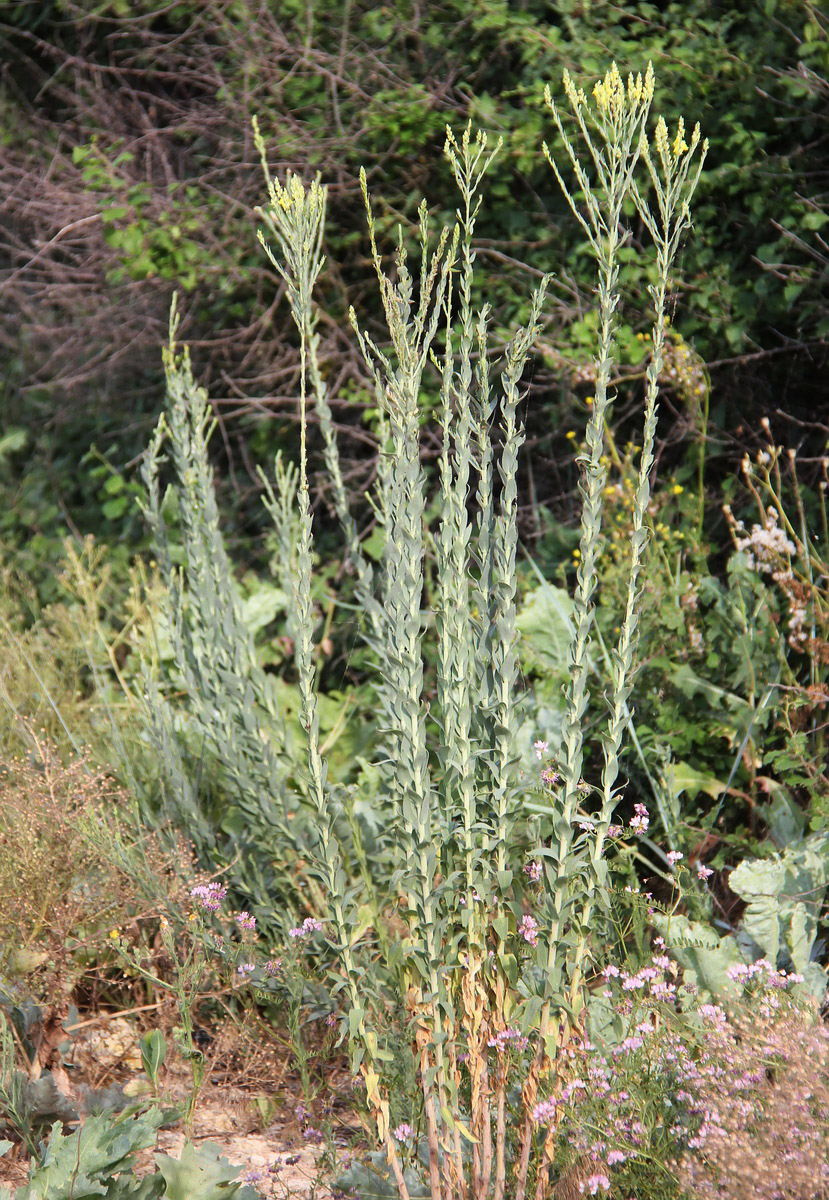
[252,63,705,1200]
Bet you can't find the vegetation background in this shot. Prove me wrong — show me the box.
[1,0,827,590]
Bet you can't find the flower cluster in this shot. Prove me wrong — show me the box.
[487,1027,529,1054]
[289,916,324,939]
[523,860,543,883]
[628,803,649,833]
[519,914,539,946]
[659,329,707,403]
[532,951,822,1198]
[726,494,824,652]
[190,882,227,911]
[735,506,797,574]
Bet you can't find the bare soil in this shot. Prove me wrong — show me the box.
[0,1010,359,1197]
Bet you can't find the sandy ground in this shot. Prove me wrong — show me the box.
[0,1013,355,1197]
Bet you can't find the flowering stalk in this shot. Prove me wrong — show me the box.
[249,68,706,1200]
[539,62,654,1007]
[567,111,708,1013]
[513,79,655,1200]
[251,156,414,1180]
[439,126,499,900]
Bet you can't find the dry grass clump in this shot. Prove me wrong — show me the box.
[0,729,190,1008]
[0,564,96,758]
[675,993,829,1199]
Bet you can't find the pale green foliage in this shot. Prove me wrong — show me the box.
[538,64,708,1022]
[138,319,300,893]
[136,61,706,1200]
[249,62,708,1200]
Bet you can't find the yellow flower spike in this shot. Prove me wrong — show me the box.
[654,115,670,161]
[672,118,689,158]
[643,61,655,104]
[672,484,684,495]
[593,62,624,115]
[562,70,580,110]
[109,928,120,940]
[566,430,576,440]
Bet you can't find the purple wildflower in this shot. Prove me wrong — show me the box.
[629,803,649,833]
[190,882,227,911]
[532,1098,558,1124]
[580,1174,610,1195]
[519,914,539,946]
[289,916,324,939]
[236,911,256,931]
[487,1027,529,1053]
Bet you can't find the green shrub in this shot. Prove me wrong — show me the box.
[246,64,707,1200]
